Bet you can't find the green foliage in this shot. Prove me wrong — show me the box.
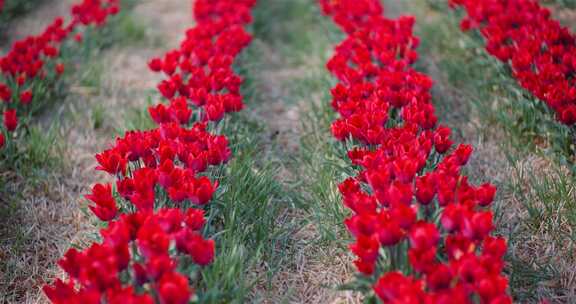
[79,62,104,89]
[113,11,147,46]
[147,4,302,299]
[75,0,148,56]
[90,103,106,130]
[199,133,290,302]
[121,101,156,132]
[0,124,63,182]
[297,77,352,243]
[242,0,370,298]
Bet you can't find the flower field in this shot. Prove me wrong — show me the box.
[0,0,575,303]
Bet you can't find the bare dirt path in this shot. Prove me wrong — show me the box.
[0,0,192,302]
[246,43,359,303]
[242,2,362,302]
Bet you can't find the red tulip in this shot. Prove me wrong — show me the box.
[95,149,127,175]
[408,246,437,273]
[158,272,191,304]
[451,0,576,126]
[185,208,206,230]
[20,90,33,105]
[350,234,380,263]
[377,218,404,246]
[3,109,18,132]
[408,221,439,250]
[415,173,436,205]
[373,272,424,303]
[433,125,453,154]
[85,183,118,221]
[426,264,453,291]
[55,63,65,75]
[0,84,11,102]
[43,0,261,302]
[148,58,162,72]
[187,234,215,266]
[476,183,497,206]
[462,211,494,240]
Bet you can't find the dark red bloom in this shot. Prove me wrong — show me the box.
[0,84,11,102]
[433,125,453,154]
[95,149,127,175]
[3,109,18,132]
[185,208,206,230]
[148,58,163,72]
[476,183,496,207]
[415,173,436,205]
[158,272,191,304]
[85,183,118,221]
[55,63,65,75]
[350,234,380,263]
[20,90,33,105]
[408,221,439,250]
[187,234,215,266]
[373,272,424,303]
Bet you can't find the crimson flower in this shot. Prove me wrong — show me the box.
[95,149,127,175]
[3,109,18,132]
[158,272,191,304]
[85,183,118,221]
[55,63,65,75]
[20,90,33,105]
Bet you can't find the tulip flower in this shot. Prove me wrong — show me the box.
[20,90,32,105]
[3,109,17,132]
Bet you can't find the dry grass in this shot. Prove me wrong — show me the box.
[0,170,92,303]
[502,155,576,302]
[250,209,359,303]
[545,1,576,30]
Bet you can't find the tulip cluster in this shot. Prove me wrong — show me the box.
[44,208,213,303]
[0,0,120,148]
[450,0,576,125]
[43,0,256,303]
[320,0,512,302]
